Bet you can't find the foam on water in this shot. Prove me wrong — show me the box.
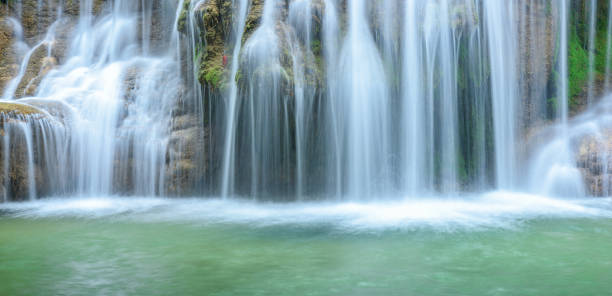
[2,192,611,232]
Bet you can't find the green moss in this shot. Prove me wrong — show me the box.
[568,20,589,109]
[192,0,228,90]
[200,64,224,89]
[243,0,264,43]
[234,69,242,83]
[310,40,321,56]
[594,11,611,76]
[177,0,191,33]
[566,0,612,111]
[547,96,558,111]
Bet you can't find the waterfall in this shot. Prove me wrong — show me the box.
[2,19,59,100]
[322,0,341,198]
[339,0,392,198]
[2,0,612,201]
[0,107,67,201]
[220,0,251,198]
[287,0,314,199]
[1,0,184,198]
[223,0,302,197]
[428,0,460,193]
[485,0,518,190]
[401,0,426,194]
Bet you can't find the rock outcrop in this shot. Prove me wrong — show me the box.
[576,133,612,196]
[165,114,209,196]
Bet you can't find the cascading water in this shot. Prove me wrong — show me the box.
[0,104,68,201]
[485,0,519,190]
[321,0,341,198]
[286,0,314,199]
[401,0,426,195]
[36,1,182,196]
[400,0,480,194]
[337,0,391,198]
[220,0,251,198]
[526,0,607,198]
[2,0,612,202]
[1,0,187,199]
[225,0,288,196]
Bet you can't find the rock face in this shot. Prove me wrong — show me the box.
[576,133,612,196]
[0,15,18,93]
[165,114,209,196]
[517,0,556,130]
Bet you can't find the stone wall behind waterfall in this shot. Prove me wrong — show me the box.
[2,0,612,200]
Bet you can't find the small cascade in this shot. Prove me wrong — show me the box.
[0,113,37,201]
[2,19,59,100]
[1,0,186,200]
[528,94,612,197]
[526,0,586,198]
[0,104,68,201]
[5,17,29,62]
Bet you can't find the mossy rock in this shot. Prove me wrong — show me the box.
[0,101,44,117]
[196,0,229,89]
[243,0,264,42]
[177,0,191,33]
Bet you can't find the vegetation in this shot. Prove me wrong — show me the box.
[177,0,191,33]
[567,21,589,108]
[565,0,612,112]
[201,62,224,89]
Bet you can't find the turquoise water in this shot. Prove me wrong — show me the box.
[1,193,612,295]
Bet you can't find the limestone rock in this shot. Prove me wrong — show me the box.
[576,132,612,196]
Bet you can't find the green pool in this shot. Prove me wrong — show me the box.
[1,193,611,295]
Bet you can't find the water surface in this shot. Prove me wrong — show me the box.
[1,193,611,295]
